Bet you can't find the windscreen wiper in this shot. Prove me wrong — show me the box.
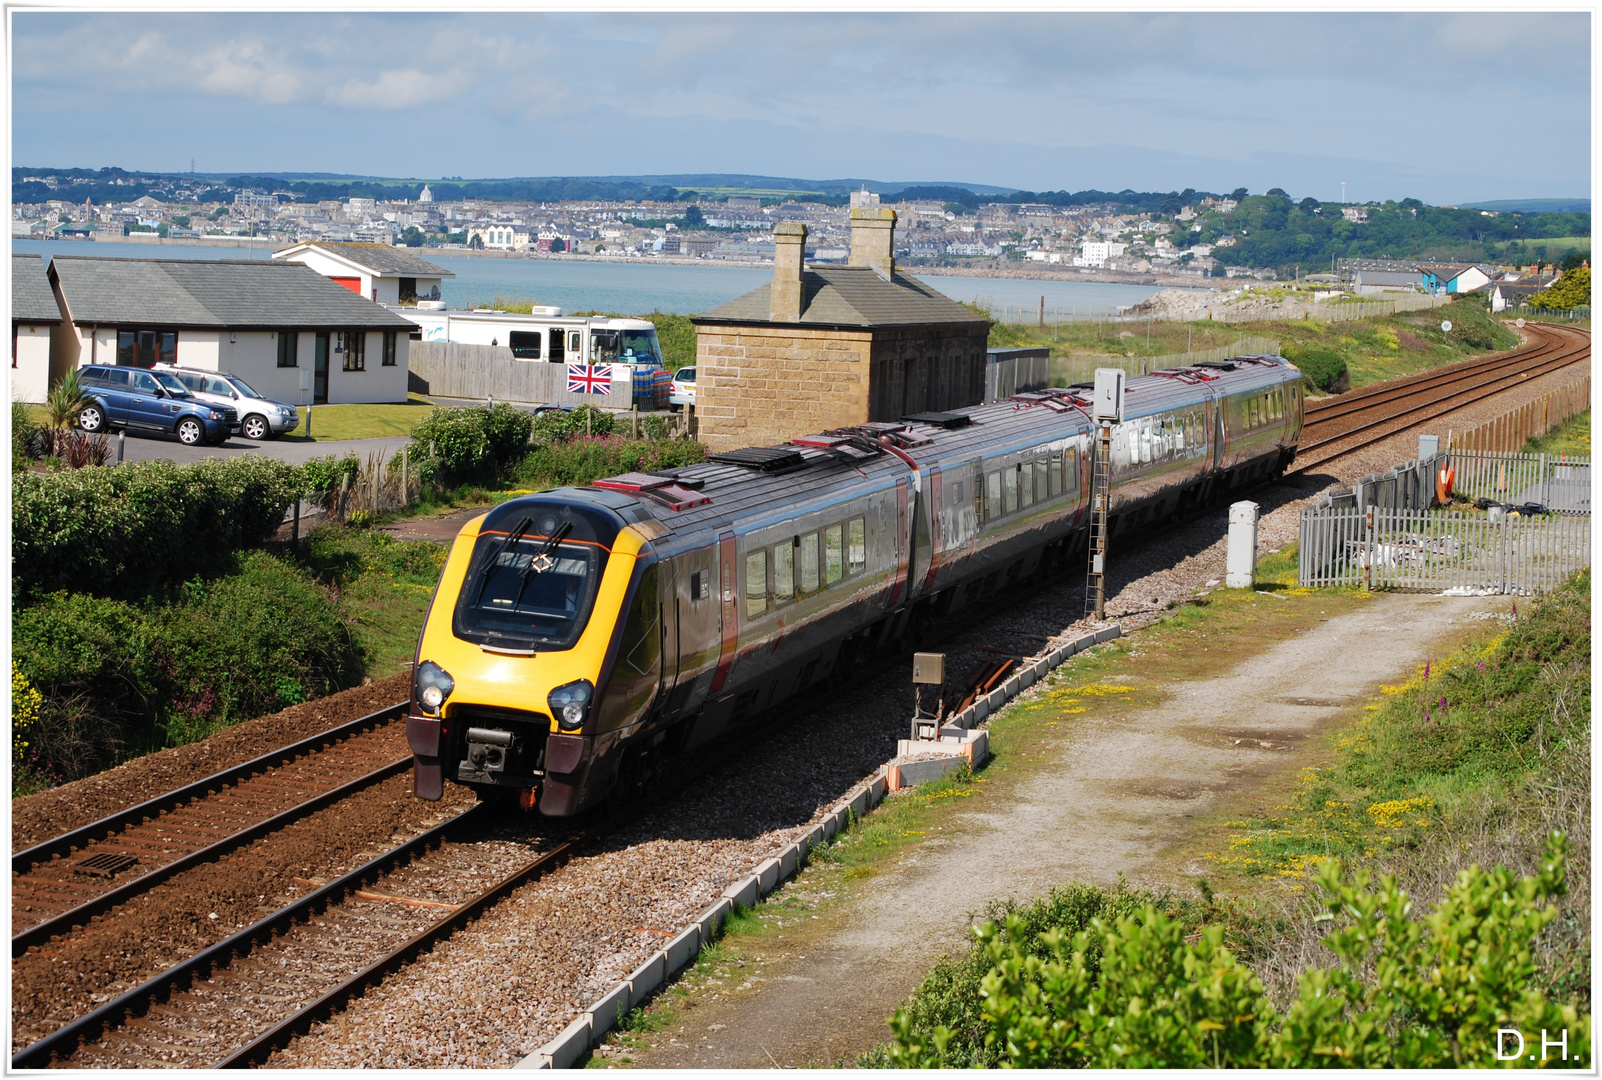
[474,516,531,605]
[510,520,574,609]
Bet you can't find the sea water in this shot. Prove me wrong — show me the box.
[14,238,1176,316]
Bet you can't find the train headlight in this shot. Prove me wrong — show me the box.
[415,661,455,716]
[548,679,593,731]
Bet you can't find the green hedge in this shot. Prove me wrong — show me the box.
[508,435,707,490]
[13,551,362,784]
[12,456,300,601]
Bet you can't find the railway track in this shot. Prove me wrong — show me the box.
[10,683,843,1069]
[1291,322,1590,473]
[11,705,412,959]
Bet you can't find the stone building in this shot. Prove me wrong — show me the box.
[691,208,990,453]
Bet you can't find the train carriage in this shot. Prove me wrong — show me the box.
[407,355,1305,815]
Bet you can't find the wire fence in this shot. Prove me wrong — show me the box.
[1445,375,1590,454]
[1497,304,1591,322]
[1298,506,1590,594]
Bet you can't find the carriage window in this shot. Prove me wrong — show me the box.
[985,471,1001,522]
[799,532,820,594]
[773,541,795,603]
[953,480,964,505]
[1065,447,1080,496]
[1002,465,1018,515]
[824,525,844,584]
[1019,461,1035,508]
[1049,452,1063,497]
[847,518,866,575]
[745,550,768,618]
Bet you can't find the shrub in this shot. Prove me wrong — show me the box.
[12,401,37,471]
[12,552,362,783]
[887,836,1588,1068]
[1530,265,1590,310]
[508,434,707,490]
[12,456,300,601]
[1282,342,1349,392]
[301,453,361,495]
[408,403,532,484]
[532,404,614,444]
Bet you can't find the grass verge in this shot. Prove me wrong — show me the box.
[860,571,1589,1066]
[1523,410,1590,457]
[985,294,1519,393]
[283,393,438,440]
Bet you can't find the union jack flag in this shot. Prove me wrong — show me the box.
[567,363,612,395]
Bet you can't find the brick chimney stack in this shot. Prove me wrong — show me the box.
[849,206,897,278]
[770,222,808,322]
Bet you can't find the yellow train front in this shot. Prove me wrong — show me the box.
[407,495,662,815]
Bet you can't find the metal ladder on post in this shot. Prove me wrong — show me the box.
[1084,422,1113,619]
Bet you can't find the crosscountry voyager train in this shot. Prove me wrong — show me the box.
[406,355,1305,814]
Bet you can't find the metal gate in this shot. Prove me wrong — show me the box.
[1299,506,1590,594]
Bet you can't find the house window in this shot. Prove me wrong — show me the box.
[277,331,299,368]
[342,331,366,372]
[116,328,177,367]
[399,277,417,304]
[382,331,397,366]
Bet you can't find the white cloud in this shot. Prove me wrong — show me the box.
[324,68,460,110]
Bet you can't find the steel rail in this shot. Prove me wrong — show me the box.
[12,755,412,958]
[13,702,409,876]
[1290,330,1590,473]
[216,831,583,1067]
[9,803,485,1069]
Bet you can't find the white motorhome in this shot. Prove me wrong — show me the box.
[400,304,670,407]
[402,305,664,365]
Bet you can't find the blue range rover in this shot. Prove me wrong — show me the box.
[75,365,238,446]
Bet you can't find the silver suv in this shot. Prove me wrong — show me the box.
[155,365,300,440]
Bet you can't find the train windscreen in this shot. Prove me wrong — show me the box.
[453,526,609,650]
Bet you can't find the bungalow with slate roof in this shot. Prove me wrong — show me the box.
[691,208,990,452]
[271,241,454,306]
[48,256,417,405]
[12,253,65,403]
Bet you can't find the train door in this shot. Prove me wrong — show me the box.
[887,478,911,608]
[1209,391,1226,471]
[917,466,942,593]
[710,531,739,693]
[658,561,680,709]
[669,546,719,715]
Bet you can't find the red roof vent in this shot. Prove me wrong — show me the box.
[592,472,711,511]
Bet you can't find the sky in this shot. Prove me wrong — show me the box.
[9,10,1593,205]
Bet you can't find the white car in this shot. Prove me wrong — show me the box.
[155,365,300,440]
[669,366,696,410]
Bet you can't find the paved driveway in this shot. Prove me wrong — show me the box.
[108,431,414,466]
